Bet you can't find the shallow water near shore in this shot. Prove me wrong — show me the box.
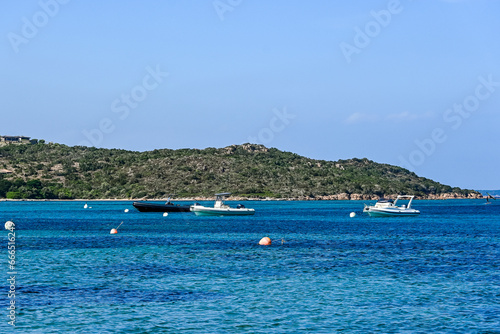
[1,199,499,333]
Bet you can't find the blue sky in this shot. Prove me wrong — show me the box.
[1,0,499,190]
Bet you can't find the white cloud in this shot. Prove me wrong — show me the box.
[345,111,435,124]
[344,112,380,124]
[439,0,470,3]
[385,111,435,122]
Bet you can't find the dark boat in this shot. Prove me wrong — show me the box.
[132,201,191,212]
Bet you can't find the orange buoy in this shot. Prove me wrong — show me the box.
[259,237,272,245]
[110,221,124,234]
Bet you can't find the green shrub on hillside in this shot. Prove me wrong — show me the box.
[0,142,479,199]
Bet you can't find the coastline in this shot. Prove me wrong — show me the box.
[1,192,484,202]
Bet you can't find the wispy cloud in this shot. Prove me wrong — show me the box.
[344,112,380,124]
[345,111,435,124]
[439,0,470,3]
[385,111,435,122]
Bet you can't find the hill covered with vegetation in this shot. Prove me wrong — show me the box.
[0,142,480,200]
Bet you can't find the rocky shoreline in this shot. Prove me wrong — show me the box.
[280,192,484,201]
[1,192,484,202]
[182,192,483,201]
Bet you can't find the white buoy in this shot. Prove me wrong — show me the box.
[124,209,129,213]
[84,203,88,209]
[350,212,356,218]
[5,221,14,230]
[163,212,168,217]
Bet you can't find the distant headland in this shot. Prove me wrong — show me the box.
[0,139,482,200]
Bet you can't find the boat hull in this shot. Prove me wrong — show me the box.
[365,208,420,217]
[132,202,191,212]
[191,206,255,216]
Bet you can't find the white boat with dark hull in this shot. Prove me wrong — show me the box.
[190,193,255,216]
[363,195,420,217]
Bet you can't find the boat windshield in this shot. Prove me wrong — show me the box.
[377,198,394,203]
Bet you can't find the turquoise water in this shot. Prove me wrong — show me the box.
[1,200,499,333]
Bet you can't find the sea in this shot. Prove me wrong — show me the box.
[1,199,499,333]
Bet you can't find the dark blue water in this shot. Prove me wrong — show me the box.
[1,200,499,333]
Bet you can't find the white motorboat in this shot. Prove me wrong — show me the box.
[190,192,255,216]
[363,195,420,217]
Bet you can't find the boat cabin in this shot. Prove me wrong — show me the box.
[374,198,395,208]
[214,192,231,209]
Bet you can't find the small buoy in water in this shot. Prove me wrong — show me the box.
[163,212,168,217]
[84,203,88,209]
[124,209,129,213]
[5,221,14,230]
[110,221,124,234]
[350,212,356,218]
[259,237,272,246]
